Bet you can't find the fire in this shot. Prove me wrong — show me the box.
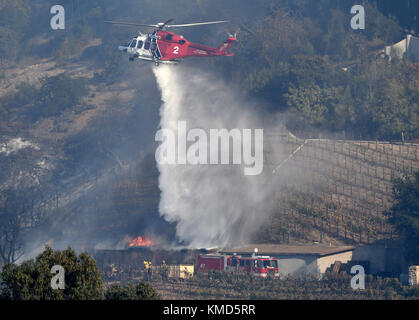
[128,236,153,248]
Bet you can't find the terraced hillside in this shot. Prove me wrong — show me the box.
[259,129,419,245]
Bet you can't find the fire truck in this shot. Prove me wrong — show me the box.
[197,254,279,278]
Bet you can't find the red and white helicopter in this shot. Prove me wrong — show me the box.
[105,19,236,65]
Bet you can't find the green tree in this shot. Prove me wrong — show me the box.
[387,171,419,265]
[0,0,30,61]
[104,281,160,300]
[135,281,161,300]
[37,74,89,117]
[286,85,346,130]
[0,246,104,300]
[104,284,137,300]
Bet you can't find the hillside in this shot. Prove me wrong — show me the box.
[259,130,419,245]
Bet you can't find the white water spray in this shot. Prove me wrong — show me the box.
[153,65,281,248]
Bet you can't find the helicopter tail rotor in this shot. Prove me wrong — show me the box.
[226,28,239,40]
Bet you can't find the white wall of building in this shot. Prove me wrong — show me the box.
[385,35,419,62]
[274,251,353,277]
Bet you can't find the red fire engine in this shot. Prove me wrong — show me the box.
[197,254,279,278]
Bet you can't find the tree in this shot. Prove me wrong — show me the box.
[0,0,30,61]
[37,74,89,118]
[105,284,138,300]
[387,171,419,265]
[135,281,161,300]
[286,85,346,130]
[0,246,104,300]
[0,147,55,266]
[0,134,61,267]
[105,281,160,300]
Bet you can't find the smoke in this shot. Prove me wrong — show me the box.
[153,65,282,248]
[0,137,39,156]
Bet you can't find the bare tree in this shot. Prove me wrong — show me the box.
[0,146,55,266]
[0,182,52,265]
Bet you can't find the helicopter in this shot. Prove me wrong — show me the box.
[105,19,236,65]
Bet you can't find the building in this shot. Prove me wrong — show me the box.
[409,266,419,286]
[352,244,407,276]
[385,34,419,62]
[220,244,355,277]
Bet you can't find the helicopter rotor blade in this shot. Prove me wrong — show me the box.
[104,21,158,28]
[166,20,229,28]
[105,19,229,30]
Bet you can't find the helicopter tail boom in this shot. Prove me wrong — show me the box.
[185,36,236,57]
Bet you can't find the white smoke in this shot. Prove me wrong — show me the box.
[0,137,39,155]
[153,65,282,248]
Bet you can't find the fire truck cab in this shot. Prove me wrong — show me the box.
[198,254,279,278]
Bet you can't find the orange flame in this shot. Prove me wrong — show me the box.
[128,236,153,247]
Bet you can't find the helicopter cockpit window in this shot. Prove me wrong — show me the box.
[130,40,137,48]
[166,34,173,41]
[144,41,151,50]
[137,40,143,49]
